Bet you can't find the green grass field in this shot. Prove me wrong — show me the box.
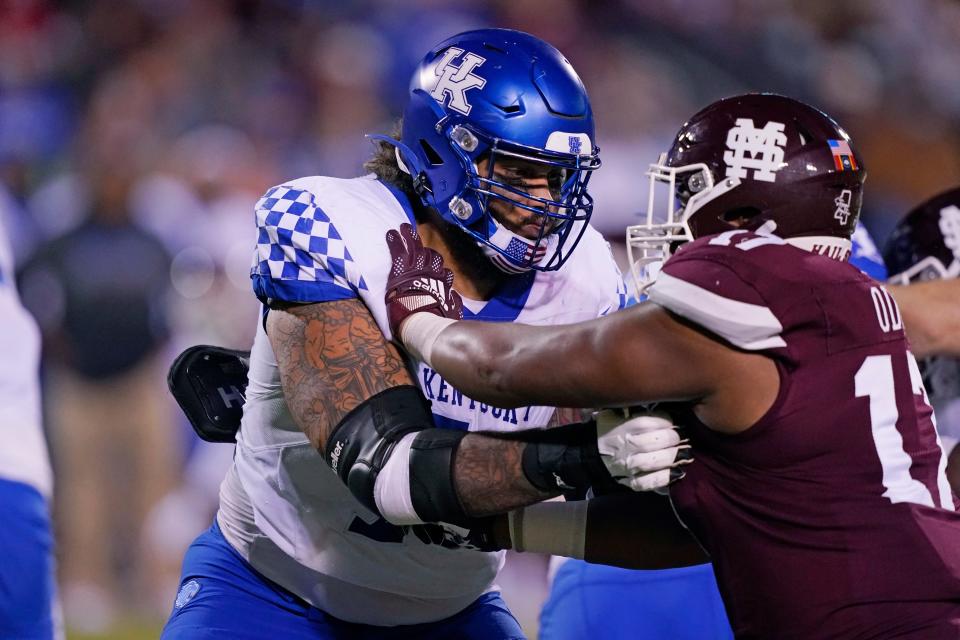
[67,620,163,640]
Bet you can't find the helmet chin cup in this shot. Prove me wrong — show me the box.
[480,218,563,274]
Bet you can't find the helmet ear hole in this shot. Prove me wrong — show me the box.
[419,140,444,166]
[721,207,761,227]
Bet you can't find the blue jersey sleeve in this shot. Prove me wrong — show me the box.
[251,185,368,305]
[850,221,888,281]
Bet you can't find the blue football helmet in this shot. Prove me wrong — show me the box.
[376,29,600,273]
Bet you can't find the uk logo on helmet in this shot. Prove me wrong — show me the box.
[429,47,487,115]
[723,118,787,183]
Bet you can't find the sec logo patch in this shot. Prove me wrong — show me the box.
[174,579,201,609]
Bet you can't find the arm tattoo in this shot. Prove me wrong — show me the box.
[454,407,585,516]
[454,434,557,517]
[267,299,413,450]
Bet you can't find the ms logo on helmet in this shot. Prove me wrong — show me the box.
[723,118,787,183]
[430,47,487,115]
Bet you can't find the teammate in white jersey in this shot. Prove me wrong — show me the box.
[162,29,692,640]
[0,208,61,638]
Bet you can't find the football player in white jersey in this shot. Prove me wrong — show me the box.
[883,186,960,492]
[0,212,62,638]
[162,29,693,640]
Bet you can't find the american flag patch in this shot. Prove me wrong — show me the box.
[828,139,858,171]
[490,237,548,273]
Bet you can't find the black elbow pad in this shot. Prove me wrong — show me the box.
[409,428,470,526]
[323,386,432,514]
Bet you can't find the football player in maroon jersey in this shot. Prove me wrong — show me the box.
[385,94,960,639]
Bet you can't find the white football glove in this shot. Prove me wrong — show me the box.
[596,409,691,493]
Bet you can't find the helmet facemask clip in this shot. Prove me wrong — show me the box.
[626,156,716,296]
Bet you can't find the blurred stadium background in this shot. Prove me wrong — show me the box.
[3,0,959,637]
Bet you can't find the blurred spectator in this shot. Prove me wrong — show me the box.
[131,124,265,607]
[19,159,177,632]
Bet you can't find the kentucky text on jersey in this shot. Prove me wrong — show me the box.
[420,366,533,427]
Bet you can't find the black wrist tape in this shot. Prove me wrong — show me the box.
[520,420,608,492]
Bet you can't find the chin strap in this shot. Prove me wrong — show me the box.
[365,134,432,199]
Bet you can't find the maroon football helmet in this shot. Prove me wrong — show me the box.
[628,94,867,291]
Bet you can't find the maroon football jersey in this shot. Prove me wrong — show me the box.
[647,230,960,639]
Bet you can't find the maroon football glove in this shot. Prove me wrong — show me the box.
[385,223,463,338]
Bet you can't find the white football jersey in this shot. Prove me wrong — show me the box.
[218,174,626,625]
[0,217,52,497]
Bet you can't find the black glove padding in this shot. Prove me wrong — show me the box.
[167,345,250,443]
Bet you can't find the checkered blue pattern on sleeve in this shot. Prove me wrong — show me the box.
[600,264,630,314]
[616,276,628,311]
[251,185,368,304]
[597,274,629,315]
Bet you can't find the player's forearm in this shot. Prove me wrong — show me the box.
[453,435,558,516]
[582,492,708,569]
[405,305,723,412]
[425,316,621,408]
[400,309,604,408]
[426,319,544,408]
[889,280,960,358]
[451,419,631,518]
[500,492,708,570]
[268,299,609,527]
